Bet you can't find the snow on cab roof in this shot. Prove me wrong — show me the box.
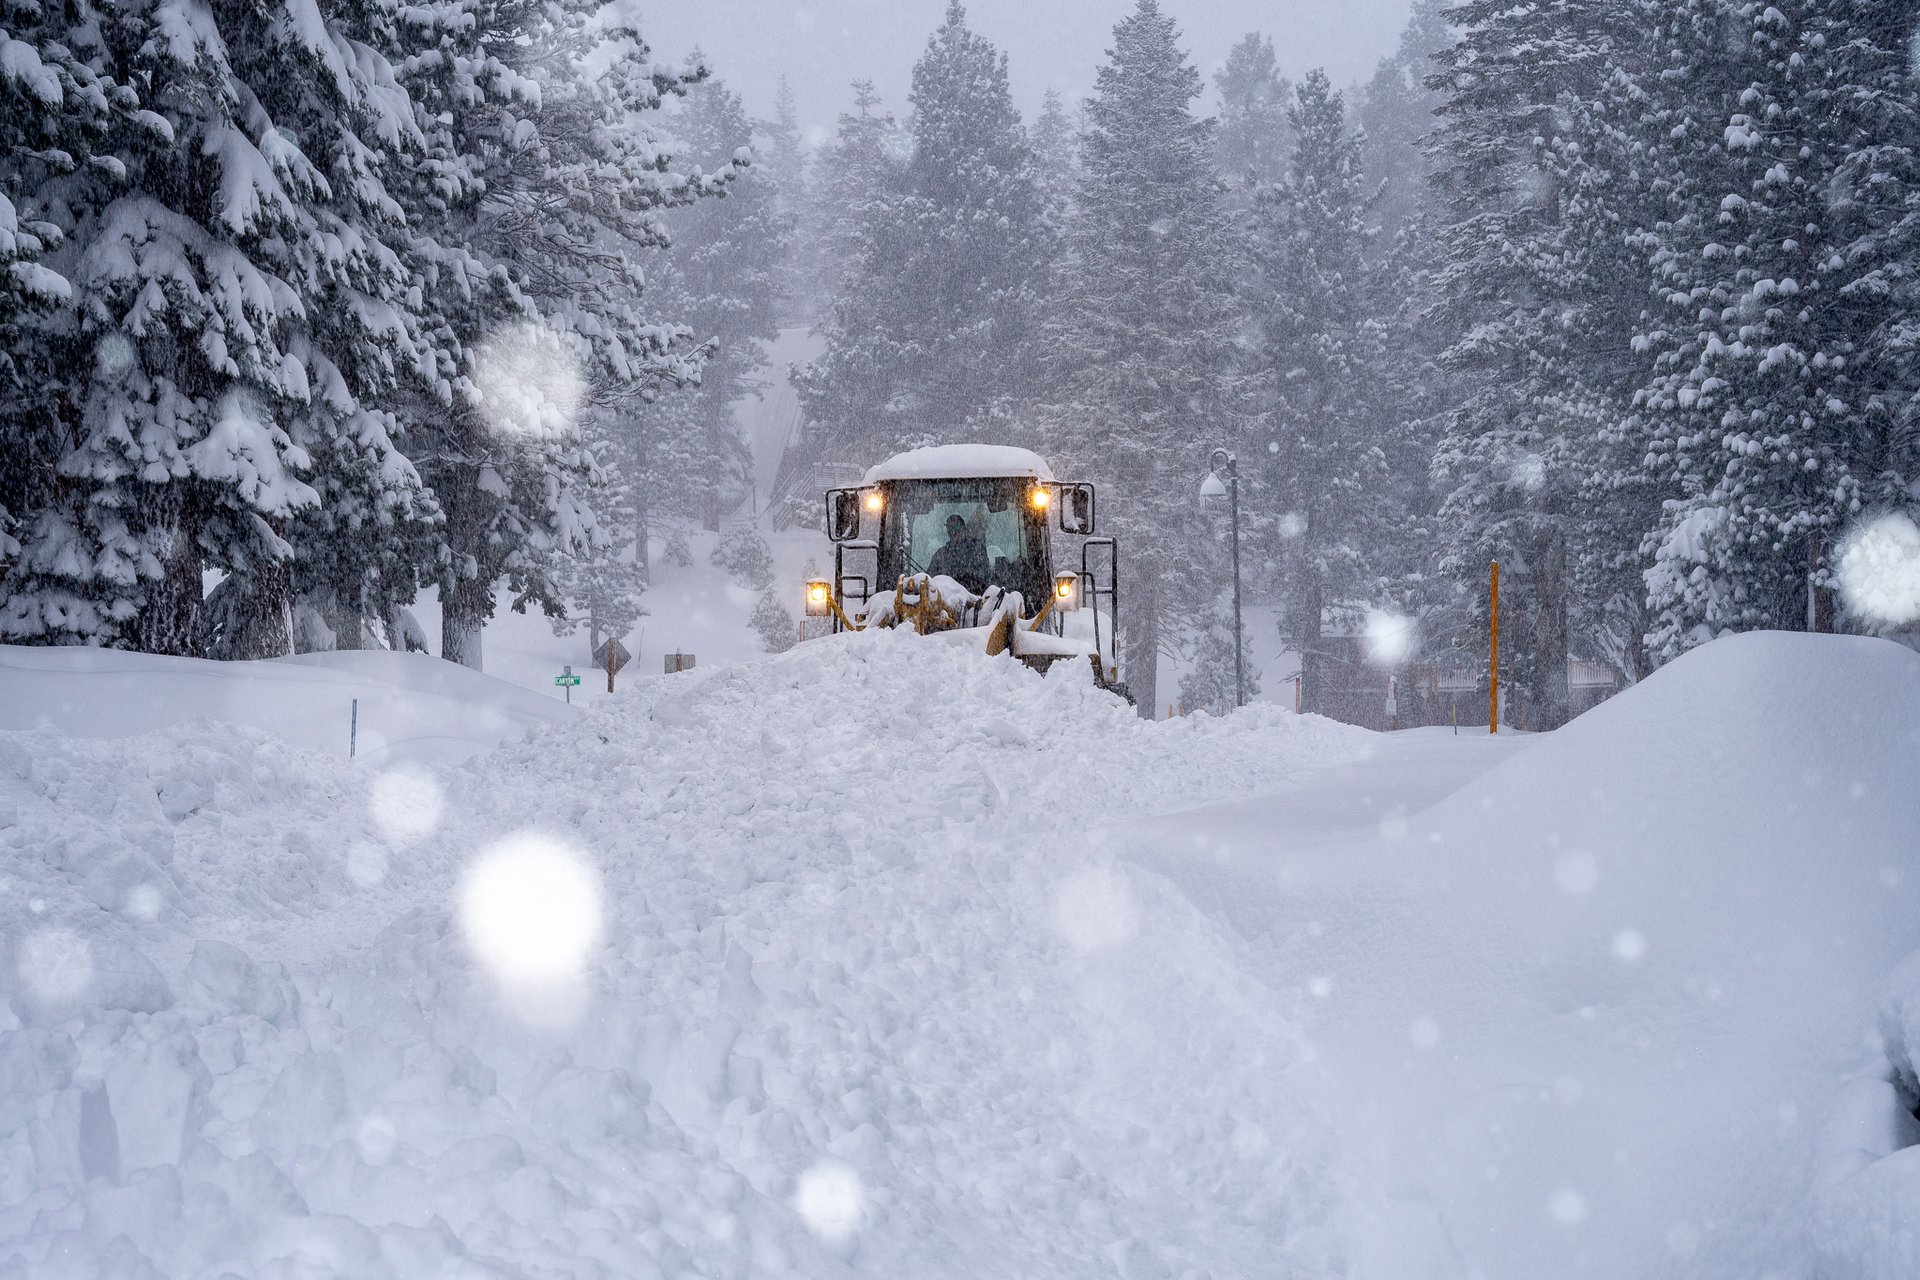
[863,444,1056,484]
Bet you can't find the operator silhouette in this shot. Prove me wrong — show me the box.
[927,513,989,594]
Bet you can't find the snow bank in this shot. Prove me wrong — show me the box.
[0,629,1372,1277]
[0,645,571,765]
[1126,631,1920,1279]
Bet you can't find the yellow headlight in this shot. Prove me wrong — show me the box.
[1030,486,1051,510]
[864,491,884,513]
[805,579,832,617]
[1056,578,1075,599]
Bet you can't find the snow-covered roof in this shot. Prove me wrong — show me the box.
[863,445,1056,485]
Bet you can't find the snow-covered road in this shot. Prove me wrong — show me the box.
[1,631,1916,1278]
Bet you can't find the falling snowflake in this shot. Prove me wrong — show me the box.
[794,1162,864,1244]
[459,833,605,987]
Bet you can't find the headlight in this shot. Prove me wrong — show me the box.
[805,579,832,618]
[863,490,884,514]
[1053,571,1081,611]
[1030,486,1051,511]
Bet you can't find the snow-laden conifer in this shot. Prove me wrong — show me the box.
[1638,0,1920,656]
[1424,0,1658,725]
[1,0,430,656]
[1036,0,1250,717]
[798,3,1051,462]
[1247,71,1403,715]
[1214,33,1292,191]
[392,2,738,668]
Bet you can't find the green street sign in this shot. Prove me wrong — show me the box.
[555,675,581,687]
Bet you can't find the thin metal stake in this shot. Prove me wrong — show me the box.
[350,698,358,758]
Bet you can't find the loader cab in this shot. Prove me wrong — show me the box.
[877,476,1051,601]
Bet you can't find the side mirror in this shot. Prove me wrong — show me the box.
[828,491,861,542]
[1061,483,1096,535]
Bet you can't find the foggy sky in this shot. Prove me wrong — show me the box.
[629,0,1416,144]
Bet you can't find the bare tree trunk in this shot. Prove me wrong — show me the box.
[242,560,295,658]
[327,583,364,650]
[1124,585,1159,720]
[439,464,491,669]
[1532,526,1571,730]
[135,491,203,656]
[1808,532,1835,633]
[634,474,652,587]
[442,571,487,670]
[1299,576,1325,716]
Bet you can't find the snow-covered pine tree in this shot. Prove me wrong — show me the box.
[1639,0,1920,658]
[557,63,789,651]
[254,0,440,656]
[392,3,738,668]
[657,69,793,525]
[1424,0,1656,727]
[760,76,812,324]
[797,2,1051,462]
[751,585,798,653]
[800,81,899,320]
[1037,0,1251,718]
[0,10,97,574]
[0,0,429,658]
[1030,90,1080,234]
[1551,2,1683,682]
[1175,608,1261,717]
[1214,33,1292,191]
[1247,71,1403,714]
[1356,0,1450,244]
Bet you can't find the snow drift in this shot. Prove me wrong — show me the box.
[0,645,571,765]
[1127,631,1920,1279]
[0,630,1372,1278]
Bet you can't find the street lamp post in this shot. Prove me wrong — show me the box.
[1200,448,1244,709]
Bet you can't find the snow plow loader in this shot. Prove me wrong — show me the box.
[805,445,1128,701]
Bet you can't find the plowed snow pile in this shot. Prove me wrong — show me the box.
[1124,632,1920,1280]
[0,631,1371,1278]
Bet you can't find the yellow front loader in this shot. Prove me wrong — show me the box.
[801,445,1129,701]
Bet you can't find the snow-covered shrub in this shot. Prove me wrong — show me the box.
[713,525,775,590]
[663,528,695,568]
[752,589,799,653]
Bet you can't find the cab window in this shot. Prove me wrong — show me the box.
[887,479,1043,597]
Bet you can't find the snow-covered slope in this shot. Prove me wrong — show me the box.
[1127,631,1920,1279]
[0,630,1372,1278]
[0,645,571,766]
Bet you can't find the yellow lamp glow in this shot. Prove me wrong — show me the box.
[863,491,884,514]
[1053,571,1081,611]
[804,579,832,618]
[1030,486,1051,511]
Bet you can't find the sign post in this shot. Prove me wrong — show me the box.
[555,664,581,704]
[593,638,632,694]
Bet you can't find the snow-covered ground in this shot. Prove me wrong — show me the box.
[1,629,1916,1277]
[0,645,571,767]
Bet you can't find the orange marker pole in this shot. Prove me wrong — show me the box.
[1489,560,1500,735]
